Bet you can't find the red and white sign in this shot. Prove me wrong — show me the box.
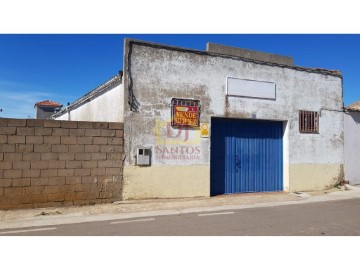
[172,105,199,127]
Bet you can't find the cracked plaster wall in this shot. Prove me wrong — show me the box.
[122,40,344,197]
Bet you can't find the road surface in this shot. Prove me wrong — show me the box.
[1,198,360,236]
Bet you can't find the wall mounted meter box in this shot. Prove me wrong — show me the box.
[136,148,151,166]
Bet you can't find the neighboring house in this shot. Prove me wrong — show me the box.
[122,39,344,200]
[34,100,63,119]
[344,100,360,185]
[52,72,124,122]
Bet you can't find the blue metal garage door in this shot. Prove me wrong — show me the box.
[210,118,283,196]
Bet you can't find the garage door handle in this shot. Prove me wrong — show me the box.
[235,155,240,173]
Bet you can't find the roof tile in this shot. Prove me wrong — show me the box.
[35,100,62,107]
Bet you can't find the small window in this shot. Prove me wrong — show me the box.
[299,110,319,133]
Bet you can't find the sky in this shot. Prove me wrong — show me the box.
[1,34,360,119]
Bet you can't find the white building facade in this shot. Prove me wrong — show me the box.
[122,39,344,200]
[53,73,124,122]
[344,101,360,185]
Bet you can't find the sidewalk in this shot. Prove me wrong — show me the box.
[1,185,360,230]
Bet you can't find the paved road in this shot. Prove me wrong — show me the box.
[1,198,360,236]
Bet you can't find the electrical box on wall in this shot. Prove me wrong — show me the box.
[136,148,151,166]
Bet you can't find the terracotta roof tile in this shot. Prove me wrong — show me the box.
[35,100,62,107]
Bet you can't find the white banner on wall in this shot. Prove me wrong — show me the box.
[227,77,276,100]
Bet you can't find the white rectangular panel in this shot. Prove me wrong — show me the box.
[227,77,276,99]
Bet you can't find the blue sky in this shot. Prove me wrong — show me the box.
[0,34,360,119]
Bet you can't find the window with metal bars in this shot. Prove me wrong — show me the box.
[299,110,319,133]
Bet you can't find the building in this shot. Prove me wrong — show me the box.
[52,72,123,122]
[122,39,344,200]
[344,100,360,185]
[34,100,62,119]
[51,38,345,200]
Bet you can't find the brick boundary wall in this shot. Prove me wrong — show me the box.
[0,118,124,210]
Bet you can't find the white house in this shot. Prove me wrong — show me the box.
[52,72,124,122]
[122,39,344,199]
[344,100,360,185]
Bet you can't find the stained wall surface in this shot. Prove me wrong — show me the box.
[122,40,344,199]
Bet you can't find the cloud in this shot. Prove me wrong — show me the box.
[0,91,51,119]
[0,80,67,119]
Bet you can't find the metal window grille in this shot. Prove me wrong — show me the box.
[299,110,319,133]
[171,99,199,107]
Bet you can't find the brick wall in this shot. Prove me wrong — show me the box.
[0,118,124,210]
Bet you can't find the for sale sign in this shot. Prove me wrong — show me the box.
[173,105,199,126]
[171,99,200,127]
